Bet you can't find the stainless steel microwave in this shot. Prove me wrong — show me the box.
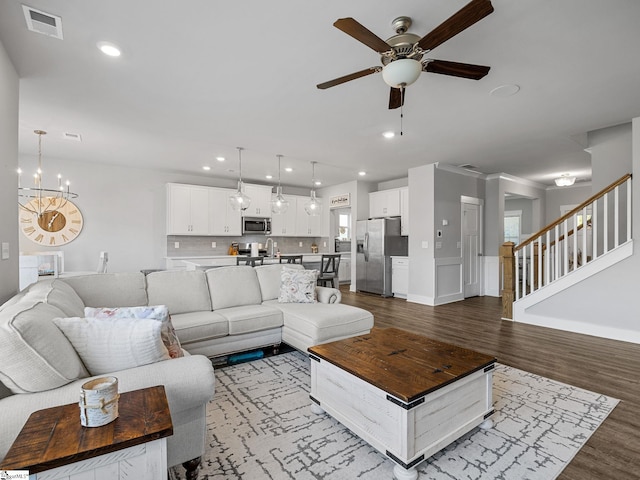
[242,217,271,235]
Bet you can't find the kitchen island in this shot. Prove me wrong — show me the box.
[171,254,326,271]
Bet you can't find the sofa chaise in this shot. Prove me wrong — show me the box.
[0,263,373,479]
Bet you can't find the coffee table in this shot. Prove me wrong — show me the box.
[308,327,496,480]
[0,385,173,480]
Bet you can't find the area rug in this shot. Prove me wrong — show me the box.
[170,351,618,480]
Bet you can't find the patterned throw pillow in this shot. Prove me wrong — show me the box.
[84,305,183,358]
[279,268,318,303]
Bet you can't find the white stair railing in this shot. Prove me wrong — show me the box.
[501,174,632,318]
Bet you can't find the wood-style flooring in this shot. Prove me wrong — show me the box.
[338,289,640,480]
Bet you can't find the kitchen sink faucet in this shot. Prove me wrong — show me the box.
[265,238,274,257]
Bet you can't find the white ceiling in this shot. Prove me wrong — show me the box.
[1,0,640,189]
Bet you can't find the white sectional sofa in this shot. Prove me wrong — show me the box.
[0,263,373,478]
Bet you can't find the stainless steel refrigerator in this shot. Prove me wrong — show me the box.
[356,218,408,296]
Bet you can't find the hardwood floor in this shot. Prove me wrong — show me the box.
[338,289,640,480]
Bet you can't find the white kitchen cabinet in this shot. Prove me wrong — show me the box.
[242,184,273,218]
[369,188,401,218]
[270,195,297,236]
[392,256,409,298]
[400,187,409,236]
[166,184,210,235]
[338,255,351,284]
[209,187,242,235]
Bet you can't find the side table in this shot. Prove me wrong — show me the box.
[0,385,173,480]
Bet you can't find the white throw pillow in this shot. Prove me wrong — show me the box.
[279,268,318,303]
[84,305,183,358]
[53,317,171,375]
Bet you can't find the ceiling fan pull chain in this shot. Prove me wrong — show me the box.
[400,86,404,136]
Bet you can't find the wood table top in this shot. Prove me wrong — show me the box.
[0,385,173,474]
[308,327,496,403]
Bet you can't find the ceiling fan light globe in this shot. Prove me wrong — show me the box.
[382,59,422,88]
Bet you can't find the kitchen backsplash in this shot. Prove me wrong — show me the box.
[166,235,331,257]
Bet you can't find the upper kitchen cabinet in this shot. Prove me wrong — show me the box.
[242,184,273,218]
[209,187,242,236]
[369,189,401,218]
[400,187,409,236]
[270,195,297,236]
[166,183,210,235]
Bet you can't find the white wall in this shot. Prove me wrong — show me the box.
[0,40,19,304]
[544,183,592,224]
[407,164,435,304]
[520,119,640,343]
[16,155,245,273]
[588,123,632,192]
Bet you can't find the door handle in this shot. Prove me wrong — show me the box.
[364,232,369,262]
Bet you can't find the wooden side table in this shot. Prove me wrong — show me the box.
[0,385,173,480]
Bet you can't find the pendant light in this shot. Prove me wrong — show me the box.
[271,154,289,214]
[304,161,322,216]
[228,147,251,211]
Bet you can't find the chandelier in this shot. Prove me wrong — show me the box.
[18,130,78,217]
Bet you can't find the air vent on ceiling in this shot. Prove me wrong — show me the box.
[63,132,82,142]
[458,164,479,170]
[22,5,63,39]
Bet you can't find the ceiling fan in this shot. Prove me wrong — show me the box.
[317,0,494,109]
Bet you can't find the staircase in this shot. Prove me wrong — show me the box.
[501,174,633,320]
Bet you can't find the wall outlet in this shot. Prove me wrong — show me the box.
[323,241,327,247]
[299,242,303,247]
[436,242,442,249]
[211,241,216,248]
[442,219,449,226]
[174,242,179,249]
[1,242,9,260]
[274,242,278,248]
[421,240,428,249]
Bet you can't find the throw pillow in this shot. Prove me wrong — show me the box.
[84,305,183,358]
[53,317,171,375]
[279,267,318,303]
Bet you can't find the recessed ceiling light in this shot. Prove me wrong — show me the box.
[202,166,211,171]
[97,41,121,57]
[216,156,225,162]
[314,181,322,186]
[284,167,293,172]
[382,131,395,139]
[489,84,520,97]
[358,171,367,176]
[265,175,273,180]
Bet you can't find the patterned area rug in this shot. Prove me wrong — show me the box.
[170,351,618,480]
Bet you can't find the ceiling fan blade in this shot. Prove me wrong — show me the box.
[333,17,392,53]
[417,0,494,52]
[425,60,490,80]
[389,87,405,110]
[316,67,380,90]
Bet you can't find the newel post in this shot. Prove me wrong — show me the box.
[500,242,515,319]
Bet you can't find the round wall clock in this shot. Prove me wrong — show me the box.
[19,198,84,246]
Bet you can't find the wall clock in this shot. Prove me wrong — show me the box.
[19,198,84,246]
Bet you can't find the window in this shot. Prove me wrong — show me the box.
[338,213,350,240]
[504,210,521,244]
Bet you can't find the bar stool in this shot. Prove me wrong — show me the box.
[317,254,341,288]
[279,255,303,264]
[236,256,264,267]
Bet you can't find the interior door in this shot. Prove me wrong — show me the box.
[462,201,482,298]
